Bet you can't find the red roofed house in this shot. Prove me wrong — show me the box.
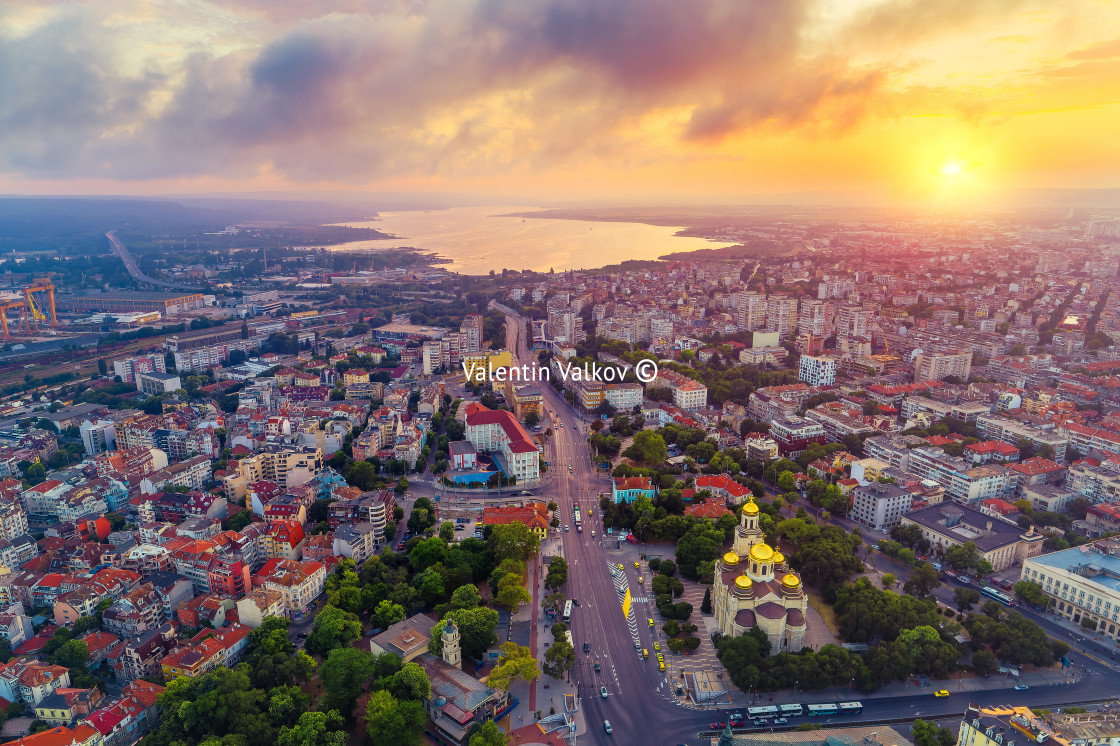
[481,503,549,540]
[7,725,99,746]
[611,476,657,504]
[695,474,748,503]
[964,440,1021,465]
[684,499,731,520]
[1007,457,1066,487]
[263,520,306,561]
[465,406,540,483]
[1086,503,1120,533]
[979,498,1021,521]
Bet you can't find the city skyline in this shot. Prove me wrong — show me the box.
[2,0,1120,206]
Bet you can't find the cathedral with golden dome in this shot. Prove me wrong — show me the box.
[711,496,808,651]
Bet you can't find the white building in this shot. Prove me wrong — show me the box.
[798,355,837,387]
[850,482,913,531]
[137,371,182,396]
[465,408,540,483]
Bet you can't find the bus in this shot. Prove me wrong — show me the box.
[838,702,863,715]
[806,704,838,717]
[748,706,779,719]
[563,601,573,623]
[982,587,1014,606]
[779,704,804,717]
[574,507,581,523]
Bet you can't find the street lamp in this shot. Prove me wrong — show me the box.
[848,678,854,697]
[794,680,798,701]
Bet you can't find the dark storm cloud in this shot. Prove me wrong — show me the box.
[0,0,890,181]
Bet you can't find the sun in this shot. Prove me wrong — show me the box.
[940,161,964,176]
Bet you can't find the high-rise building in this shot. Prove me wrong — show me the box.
[766,295,798,337]
[459,314,483,354]
[733,291,767,331]
[836,305,872,338]
[797,299,834,338]
[113,354,166,384]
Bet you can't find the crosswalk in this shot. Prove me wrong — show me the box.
[607,560,643,653]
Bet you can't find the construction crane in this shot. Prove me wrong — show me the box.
[0,300,24,338]
[22,277,57,328]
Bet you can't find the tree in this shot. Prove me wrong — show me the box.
[777,471,797,492]
[954,587,981,612]
[345,461,378,491]
[395,476,410,495]
[365,691,426,746]
[487,642,540,691]
[144,667,281,746]
[658,560,677,577]
[524,411,540,428]
[881,573,897,590]
[495,573,532,613]
[320,648,377,715]
[374,600,406,630]
[1014,580,1048,608]
[410,536,448,572]
[903,563,942,599]
[487,521,541,562]
[244,617,315,690]
[675,521,726,580]
[429,608,500,660]
[944,542,992,575]
[97,358,107,376]
[912,719,956,746]
[277,711,347,746]
[468,720,508,746]
[306,606,362,656]
[971,649,998,676]
[450,584,482,610]
[543,638,575,680]
[545,556,568,589]
[53,640,89,671]
[439,521,456,542]
[631,430,667,465]
[396,661,432,700]
[700,587,712,614]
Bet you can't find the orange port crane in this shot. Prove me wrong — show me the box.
[0,277,58,338]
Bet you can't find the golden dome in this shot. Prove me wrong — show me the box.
[734,575,753,590]
[782,573,802,588]
[741,498,759,516]
[772,551,786,565]
[749,543,774,563]
[723,552,740,566]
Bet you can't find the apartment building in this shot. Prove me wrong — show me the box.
[1057,423,1120,458]
[798,355,837,387]
[797,299,834,338]
[255,558,327,620]
[976,414,1069,462]
[836,305,872,338]
[850,482,914,531]
[769,417,827,458]
[913,350,973,382]
[907,447,1018,504]
[1065,459,1120,503]
[649,369,708,411]
[113,354,166,384]
[766,295,798,337]
[222,446,323,499]
[733,291,767,331]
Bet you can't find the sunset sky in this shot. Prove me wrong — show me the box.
[2,0,1119,204]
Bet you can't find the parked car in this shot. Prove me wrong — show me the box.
[934,690,950,698]
[1015,684,1029,691]
[775,718,789,725]
[710,722,726,729]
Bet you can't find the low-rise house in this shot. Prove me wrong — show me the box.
[234,588,285,628]
[254,559,326,620]
[0,659,71,705]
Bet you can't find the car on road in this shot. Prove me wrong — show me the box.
[710,722,726,729]
[594,659,601,671]
[934,690,950,697]
[654,642,661,651]
[634,561,640,569]
[648,618,654,628]
[600,686,608,698]
[959,575,971,583]
[564,525,569,531]
[603,720,612,734]
[729,714,744,727]
[753,719,769,727]
[519,490,534,496]
[584,641,590,652]
[617,564,624,571]
[297,632,308,638]
[774,718,788,725]
[1014,684,1029,691]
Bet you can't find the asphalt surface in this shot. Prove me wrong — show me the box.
[502,313,1120,745]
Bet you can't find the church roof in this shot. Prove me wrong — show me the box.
[734,609,756,628]
[748,544,775,563]
[755,601,787,620]
[786,608,806,626]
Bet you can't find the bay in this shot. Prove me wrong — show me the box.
[326,205,735,274]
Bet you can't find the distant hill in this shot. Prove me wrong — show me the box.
[0,196,375,254]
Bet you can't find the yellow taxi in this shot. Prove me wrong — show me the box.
[654,642,660,651]
[642,648,648,659]
[648,618,654,628]
[934,690,950,698]
[637,576,643,584]
[617,564,624,571]
[659,661,665,672]
[634,561,640,569]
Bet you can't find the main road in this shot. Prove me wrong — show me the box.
[501,313,1120,745]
